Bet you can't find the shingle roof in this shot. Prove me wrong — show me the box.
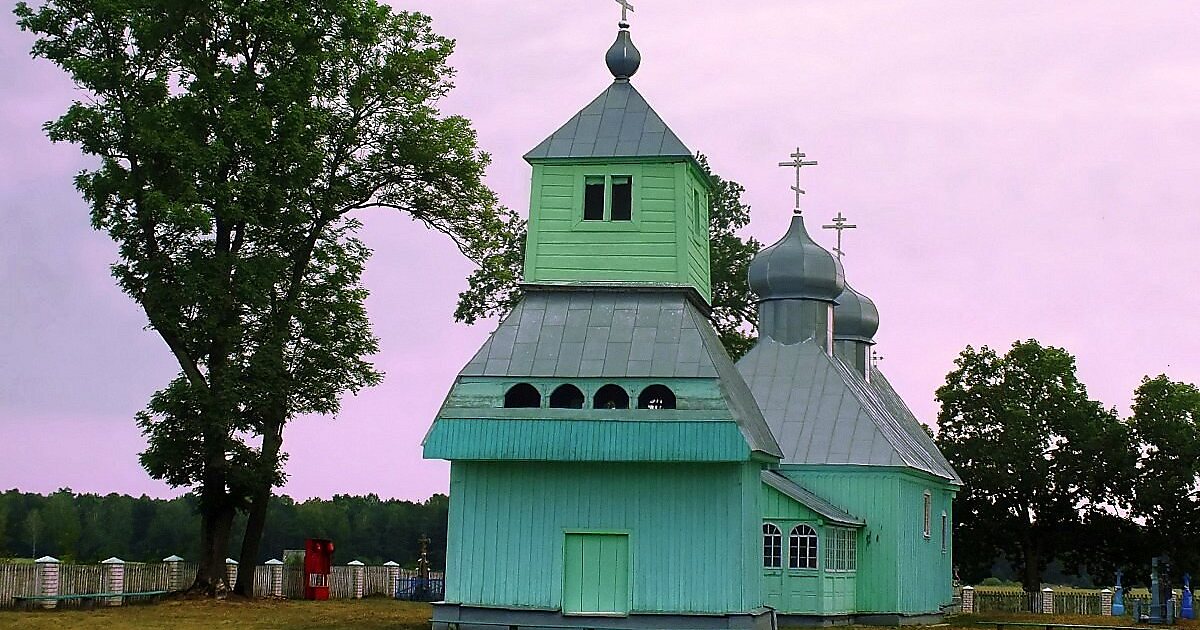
[523,81,692,161]
[761,470,864,527]
[459,288,782,459]
[736,338,959,482]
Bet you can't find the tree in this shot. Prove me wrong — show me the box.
[454,153,762,360]
[17,0,520,595]
[1129,375,1200,571]
[935,340,1133,592]
[43,489,82,561]
[23,509,40,559]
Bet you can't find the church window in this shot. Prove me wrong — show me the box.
[923,491,932,539]
[611,176,632,221]
[823,528,857,572]
[762,523,782,569]
[593,384,630,409]
[941,511,948,553]
[503,383,541,408]
[788,524,818,569]
[549,384,585,409]
[584,177,606,221]
[637,384,676,410]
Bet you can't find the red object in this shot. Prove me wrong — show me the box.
[303,538,334,600]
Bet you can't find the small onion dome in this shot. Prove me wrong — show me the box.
[749,215,845,302]
[606,25,641,80]
[833,283,880,343]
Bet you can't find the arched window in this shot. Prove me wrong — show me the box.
[549,384,585,409]
[789,525,818,569]
[593,384,630,409]
[637,384,676,410]
[503,383,540,408]
[762,523,782,569]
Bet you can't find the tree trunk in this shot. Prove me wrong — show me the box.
[192,501,236,596]
[233,425,284,597]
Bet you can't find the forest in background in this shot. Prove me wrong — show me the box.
[0,490,447,568]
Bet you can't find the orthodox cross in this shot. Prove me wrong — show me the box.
[778,147,817,214]
[615,0,634,22]
[822,211,857,259]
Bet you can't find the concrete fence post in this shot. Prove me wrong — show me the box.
[265,559,284,598]
[1042,587,1055,614]
[101,557,125,606]
[348,560,365,599]
[35,556,60,609]
[163,555,184,591]
[225,558,238,591]
[384,561,400,598]
[1102,588,1114,616]
[961,585,975,614]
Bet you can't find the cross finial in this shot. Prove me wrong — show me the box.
[615,0,634,24]
[777,147,817,214]
[822,211,858,259]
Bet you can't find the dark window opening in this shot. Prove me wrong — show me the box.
[549,384,585,409]
[637,384,676,410]
[503,383,541,408]
[611,176,632,221]
[583,177,605,221]
[593,384,630,409]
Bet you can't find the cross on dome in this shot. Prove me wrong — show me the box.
[615,0,634,24]
[778,147,817,214]
[822,211,857,259]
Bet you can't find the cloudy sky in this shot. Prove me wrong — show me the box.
[2,1,1198,501]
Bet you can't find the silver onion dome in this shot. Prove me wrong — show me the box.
[749,215,846,303]
[833,282,879,343]
[605,25,641,80]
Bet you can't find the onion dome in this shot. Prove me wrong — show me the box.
[749,215,846,303]
[606,24,641,80]
[833,283,879,343]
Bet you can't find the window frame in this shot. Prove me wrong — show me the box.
[941,510,948,553]
[788,524,818,570]
[762,523,783,569]
[823,527,857,573]
[923,490,932,539]
[578,173,635,223]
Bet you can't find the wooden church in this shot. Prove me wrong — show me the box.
[423,11,961,629]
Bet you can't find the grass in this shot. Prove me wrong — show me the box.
[0,597,432,630]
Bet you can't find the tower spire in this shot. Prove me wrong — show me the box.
[606,0,640,80]
[777,147,818,215]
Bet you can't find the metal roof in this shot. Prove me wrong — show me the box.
[458,287,783,459]
[736,337,958,482]
[761,470,864,527]
[523,81,692,162]
[869,368,962,485]
[748,215,845,304]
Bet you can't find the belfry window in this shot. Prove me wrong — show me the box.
[593,384,630,409]
[503,383,540,408]
[637,384,676,410]
[549,384,585,409]
[581,175,633,222]
[789,524,818,569]
[762,523,782,569]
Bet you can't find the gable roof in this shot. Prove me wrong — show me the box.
[762,470,864,527]
[736,338,959,483]
[458,287,782,459]
[523,81,692,162]
[869,368,962,485]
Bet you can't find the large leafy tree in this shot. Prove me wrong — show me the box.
[455,153,762,360]
[935,340,1133,592]
[1129,375,1200,572]
[17,0,522,595]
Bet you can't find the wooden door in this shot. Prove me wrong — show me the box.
[562,533,630,615]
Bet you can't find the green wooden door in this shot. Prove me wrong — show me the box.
[563,533,630,615]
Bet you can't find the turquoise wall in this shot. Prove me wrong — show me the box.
[760,484,859,616]
[445,461,764,614]
[778,465,955,615]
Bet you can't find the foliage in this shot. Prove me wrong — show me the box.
[1128,375,1200,571]
[454,153,762,360]
[15,0,520,593]
[935,340,1133,591]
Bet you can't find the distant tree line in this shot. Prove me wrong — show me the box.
[0,490,447,569]
[937,340,1200,591]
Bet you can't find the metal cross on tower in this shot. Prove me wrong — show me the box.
[778,147,817,214]
[615,0,634,23]
[822,211,857,259]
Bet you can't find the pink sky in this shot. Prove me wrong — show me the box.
[2,1,1198,501]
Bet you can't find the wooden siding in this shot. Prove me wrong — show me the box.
[524,163,711,302]
[444,461,764,614]
[778,465,955,615]
[441,377,735,412]
[760,484,856,616]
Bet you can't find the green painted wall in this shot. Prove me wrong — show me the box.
[523,161,711,301]
[760,484,858,616]
[444,461,765,614]
[777,465,956,615]
[441,377,733,413]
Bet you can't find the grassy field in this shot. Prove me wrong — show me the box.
[0,597,432,630]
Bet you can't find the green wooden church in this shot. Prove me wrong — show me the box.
[424,13,961,629]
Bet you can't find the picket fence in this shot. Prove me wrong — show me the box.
[0,559,439,609]
[966,587,1183,617]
